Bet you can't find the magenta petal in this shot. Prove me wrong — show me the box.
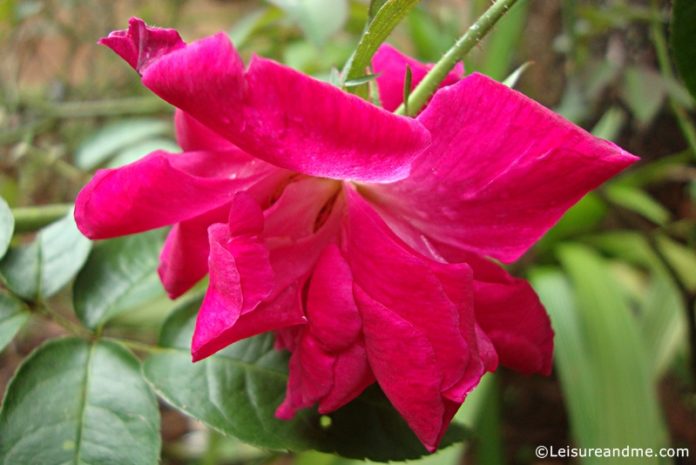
[276,333,335,419]
[99,17,185,74]
[158,204,229,298]
[372,44,464,112]
[174,110,235,152]
[344,188,480,391]
[191,224,245,359]
[462,249,553,375]
[354,286,450,453]
[193,283,306,362]
[344,188,488,451]
[103,18,430,182]
[306,245,361,352]
[228,193,265,237]
[476,277,553,375]
[74,150,253,239]
[263,178,339,239]
[318,342,373,413]
[237,56,429,181]
[263,182,345,293]
[276,333,373,419]
[191,205,276,361]
[369,73,638,263]
[277,245,373,419]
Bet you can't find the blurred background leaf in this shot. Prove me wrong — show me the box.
[671,0,696,100]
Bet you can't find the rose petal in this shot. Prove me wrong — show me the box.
[193,282,306,361]
[158,203,229,298]
[319,342,373,413]
[305,245,361,352]
[276,333,373,419]
[344,188,488,451]
[344,188,480,391]
[372,44,464,112]
[102,19,431,182]
[368,73,638,263]
[191,198,278,361]
[74,150,255,239]
[98,17,185,73]
[174,110,236,152]
[263,178,340,240]
[276,333,335,419]
[354,286,453,453]
[437,243,553,375]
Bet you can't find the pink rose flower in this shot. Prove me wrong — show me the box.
[75,18,638,452]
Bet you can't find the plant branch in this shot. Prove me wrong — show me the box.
[395,0,522,116]
[11,204,73,233]
[103,337,167,354]
[33,301,92,338]
[0,96,170,145]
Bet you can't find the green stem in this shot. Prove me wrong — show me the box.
[27,96,170,119]
[200,429,222,465]
[35,301,92,338]
[0,96,170,145]
[12,204,72,233]
[104,337,167,354]
[649,0,696,157]
[395,0,522,116]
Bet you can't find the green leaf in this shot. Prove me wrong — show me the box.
[0,197,13,259]
[530,268,599,451]
[617,151,690,188]
[342,0,420,96]
[501,61,532,89]
[74,230,165,330]
[605,184,671,225]
[406,7,455,61]
[228,7,283,49]
[75,118,170,170]
[621,66,665,126]
[0,211,91,300]
[534,193,607,252]
[591,106,626,141]
[295,377,494,465]
[402,66,413,114]
[0,338,160,465]
[671,0,696,100]
[344,73,380,87]
[144,300,466,462]
[269,0,348,45]
[0,291,28,352]
[556,245,668,455]
[640,272,685,379]
[655,234,696,291]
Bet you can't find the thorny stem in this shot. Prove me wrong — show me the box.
[11,203,73,233]
[649,0,696,158]
[395,0,522,116]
